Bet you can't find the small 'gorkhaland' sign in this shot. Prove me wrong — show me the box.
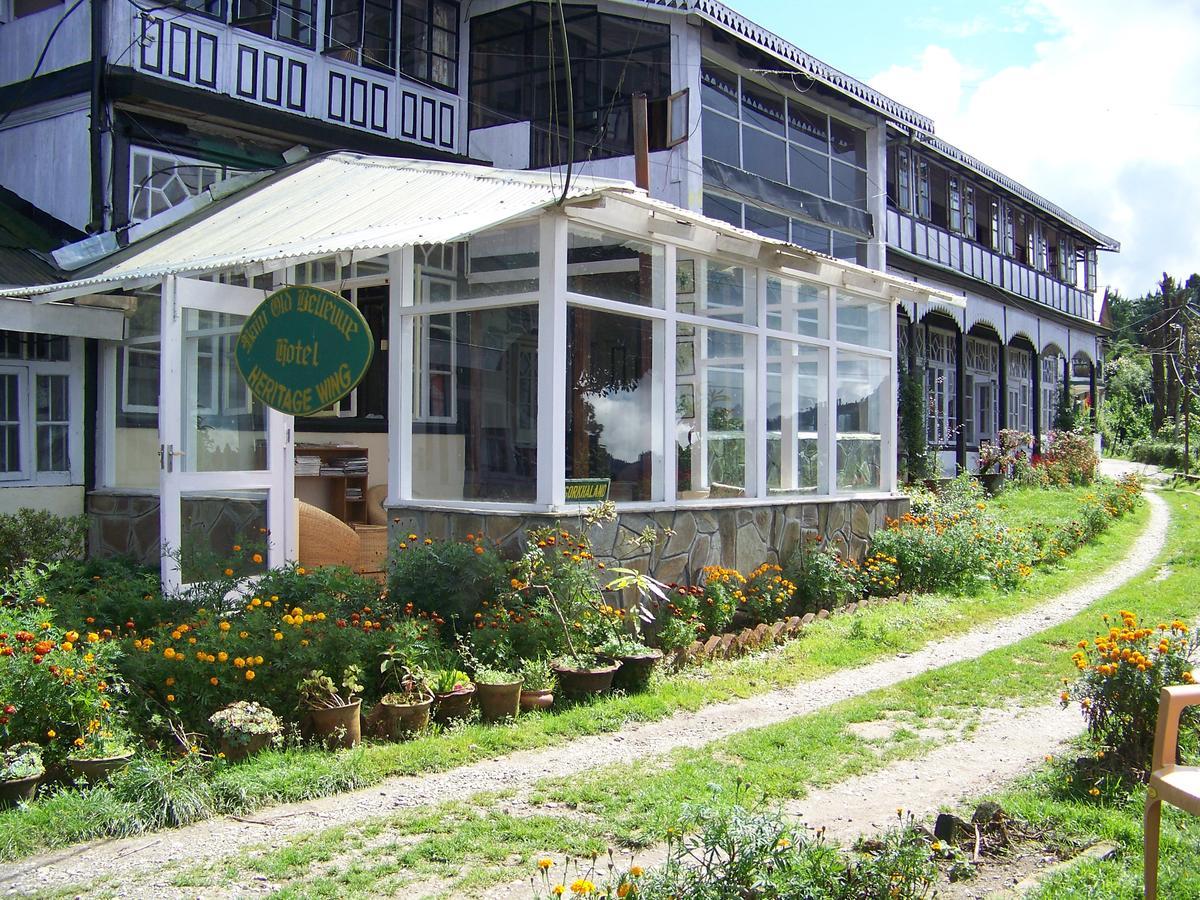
[235,285,373,416]
[564,478,611,503]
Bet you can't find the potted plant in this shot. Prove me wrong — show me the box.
[371,651,434,740]
[208,701,282,762]
[602,566,666,693]
[518,657,557,712]
[430,668,476,725]
[65,725,135,782]
[551,651,621,699]
[977,440,1007,495]
[298,666,363,749]
[473,667,523,722]
[0,742,44,808]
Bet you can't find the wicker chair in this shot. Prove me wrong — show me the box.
[365,484,389,526]
[296,500,361,570]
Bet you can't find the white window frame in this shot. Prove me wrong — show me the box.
[1007,346,1032,432]
[0,337,83,486]
[924,326,957,447]
[964,336,999,446]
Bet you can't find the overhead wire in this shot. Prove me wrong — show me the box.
[0,0,87,128]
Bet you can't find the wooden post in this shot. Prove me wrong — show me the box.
[632,92,650,191]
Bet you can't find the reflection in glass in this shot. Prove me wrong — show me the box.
[411,305,539,501]
[567,308,661,502]
[179,490,269,584]
[836,291,891,349]
[414,223,540,303]
[766,274,826,337]
[837,353,888,490]
[767,339,826,494]
[181,309,266,473]
[677,253,756,324]
[567,225,664,308]
[676,326,749,498]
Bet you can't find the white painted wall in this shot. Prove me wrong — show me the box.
[537,149,686,209]
[0,2,91,86]
[0,485,84,516]
[0,102,92,229]
[468,121,530,170]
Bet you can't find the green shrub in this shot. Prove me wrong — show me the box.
[1038,429,1099,485]
[653,584,704,651]
[695,566,742,635]
[387,534,507,628]
[1064,609,1200,777]
[782,537,862,614]
[0,508,86,574]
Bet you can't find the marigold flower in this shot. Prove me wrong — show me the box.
[629,866,643,878]
[210,676,219,685]
[252,553,263,564]
[223,568,234,577]
[166,694,175,702]
[537,859,553,870]
[245,670,255,680]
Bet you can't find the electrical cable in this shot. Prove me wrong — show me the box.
[554,0,573,205]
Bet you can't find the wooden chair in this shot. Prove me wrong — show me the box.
[1144,684,1200,898]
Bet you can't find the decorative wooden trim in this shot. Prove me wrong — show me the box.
[349,77,367,127]
[419,96,435,143]
[167,23,191,81]
[370,83,388,132]
[399,91,417,139]
[195,32,218,88]
[236,45,258,99]
[262,52,283,105]
[140,17,164,73]
[327,70,346,121]
[437,101,453,149]
[286,59,306,111]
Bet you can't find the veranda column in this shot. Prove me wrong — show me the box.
[955,327,966,472]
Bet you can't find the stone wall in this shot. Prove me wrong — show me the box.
[88,491,160,566]
[387,496,910,586]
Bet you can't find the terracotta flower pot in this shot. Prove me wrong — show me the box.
[519,689,554,712]
[65,752,133,783]
[218,732,274,763]
[612,649,663,693]
[552,658,621,700]
[372,696,433,740]
[433,685,476,725]
[308,699,362,749]
[474,679,523,723]
[0,774,40,808]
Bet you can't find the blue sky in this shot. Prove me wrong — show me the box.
[725,0,1200,299]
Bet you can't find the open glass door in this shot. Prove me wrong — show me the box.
[159,276,294,593]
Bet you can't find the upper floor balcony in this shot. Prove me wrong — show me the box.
[885,208,1095,322]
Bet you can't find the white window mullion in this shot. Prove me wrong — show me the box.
[538,214,567,508]
[662,242,677,505]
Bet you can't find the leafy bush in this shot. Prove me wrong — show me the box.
[1038,429,1100,485]
[0,563,131,763]
[1129,438,1190,469]
[387,533,508,629]
[533,789,938,899]
[0,508,86,575]
[653,584,704,651]
[741,564,795,624]
[1064,609,1200,777]
[782,537,862,614]
[695,566,743,635]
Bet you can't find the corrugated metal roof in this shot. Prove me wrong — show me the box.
[11,152,961,308]
[0,185,82,289]
[12,154,634,299]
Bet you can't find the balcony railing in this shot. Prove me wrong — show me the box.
[885,209,1094,321]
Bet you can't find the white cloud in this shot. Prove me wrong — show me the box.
[869,0,1200,296]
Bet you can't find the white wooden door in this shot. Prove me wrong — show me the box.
[159,276,294,593]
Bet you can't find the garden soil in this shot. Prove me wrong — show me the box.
[4,488,1168,897]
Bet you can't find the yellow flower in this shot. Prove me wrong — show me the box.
[245,669,255,681]
[166,694,175,702]
[776,838,791,849]
[552,888,564,897]
[87,632,100,643]
[538,859,553,870]
[164,647,176,659]
[218,651,229,663]
[46,729,56,738]
[210,676,219,685]
[224,568,234,577]
[617,884,632,898]
[254,655,264,665]
[274,632,283,641]
[252,553,263,564]
[219,621,231,632]
[570,880,595,896]
[60,641,74,652]
[234,657,246,668]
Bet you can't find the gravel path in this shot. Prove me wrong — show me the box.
[6,491,1168,895]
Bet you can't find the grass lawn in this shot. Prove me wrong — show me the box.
[103,489,1197,900]
[991,483,1104,533]
[0,485,1150,867]
[994,751,1200,899]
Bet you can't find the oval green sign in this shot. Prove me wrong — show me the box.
[235,285,374,416]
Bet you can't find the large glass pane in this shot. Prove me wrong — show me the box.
[831,160,867,208]
[741,128,786,183]
[35,373,69,472]
[0,372,20,474]
[789,144,829,196]
[700,62,739,117]
[743,204,789,241]
[829,119,866,168]
[703,193,742,227]
[792,220,831,255]
[566,307,661,502]
[179,490,269,584]
[414,223,540,303]
[182,309,266,473]
[702,110,740,168]
[112,292,161,489]
[411,305,538,501]
[767,339,826,495]
[677,253,756,324]
[836,291,891,349]
[766,274,827,338]
[787,99,828,152]
[677,325,751,498]
[567,225,664,308]
[836,353,888,491]
[741,83,785,135]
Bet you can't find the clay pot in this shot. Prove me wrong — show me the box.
[432,685,476,725]
[308,699,362,749]
[371,696,433,740]
[519,689,555,712]
[64,753,134,783]
[474,679,523,723]
[980,472,1006,495]
[551,658,621,700]
[612,649,663,693]
[218,732,274,763]
[0,774,40,808]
